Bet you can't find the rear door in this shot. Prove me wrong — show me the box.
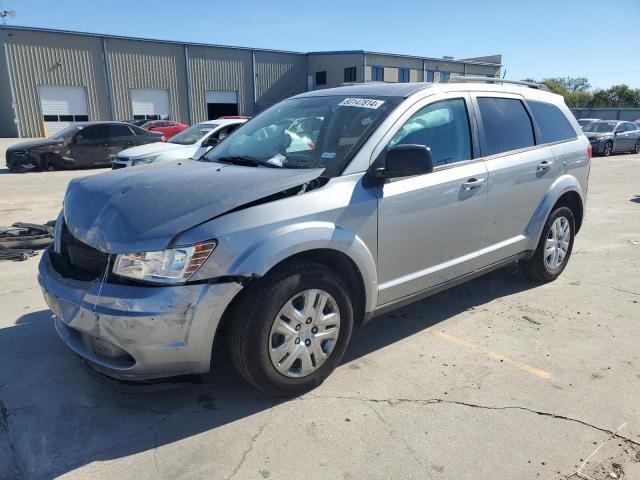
[69,124,110,166]
[107,124,136,162]
[375,93,489,305]
[471,94,558,262]
[616,123,635,151]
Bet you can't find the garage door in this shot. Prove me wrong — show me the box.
[130,89,170,120]
[38,86,89,137]
[205,90,238,120]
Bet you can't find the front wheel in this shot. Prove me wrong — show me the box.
[634,140,640,154]
[229,260,354,396]
[603,141,613,157]
[519,206,575,282]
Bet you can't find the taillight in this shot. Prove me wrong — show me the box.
[587,143,592,159]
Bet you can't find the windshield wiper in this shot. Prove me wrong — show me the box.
[214,156,283,168]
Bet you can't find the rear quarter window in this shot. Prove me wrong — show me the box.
[528,101,577,144]
[477,97,535,156]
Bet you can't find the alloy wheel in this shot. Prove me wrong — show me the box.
[268,289,341,378]
[603,142,612,157]
[635,141,640,154]
[544,216,571,271]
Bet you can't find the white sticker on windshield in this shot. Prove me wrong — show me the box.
[321,152,337,159]
[338,98,385,109]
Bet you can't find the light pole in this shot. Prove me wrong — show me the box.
[0,10,16,25]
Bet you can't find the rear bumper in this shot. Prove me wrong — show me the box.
[38,248,243,381]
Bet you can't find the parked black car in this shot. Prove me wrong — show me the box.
[5,122,163,172]
[582,120,640,156]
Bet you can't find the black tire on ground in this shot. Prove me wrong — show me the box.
[603,141,613,157]
[229,260,354,397]
[518,206,575,283]
[41,154,57,171]
[634,140,640,154]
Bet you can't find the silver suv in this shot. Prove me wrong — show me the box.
[39,81,590,396]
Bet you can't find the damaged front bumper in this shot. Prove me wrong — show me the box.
[38,248,243,381]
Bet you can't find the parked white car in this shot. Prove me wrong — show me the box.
[112,118,247,169]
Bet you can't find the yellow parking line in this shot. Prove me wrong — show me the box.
[430,330,551,380]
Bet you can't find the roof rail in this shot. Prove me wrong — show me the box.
[448,76,550,92]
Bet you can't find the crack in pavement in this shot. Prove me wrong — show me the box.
[564,275,640,297]
[303,395,640,447]
[0,399,23,480]
[227,420,269,480]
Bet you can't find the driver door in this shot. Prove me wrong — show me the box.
[375,93,489,306]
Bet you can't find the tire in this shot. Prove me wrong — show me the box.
[518,206,575,283]
[41,154,58,171]
[634,140,640,154]
[229,260,354,396]
[603,141,613,157]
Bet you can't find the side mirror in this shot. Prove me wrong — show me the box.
[372,145,433,180]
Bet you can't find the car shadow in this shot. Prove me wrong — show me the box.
[0,264,537,479]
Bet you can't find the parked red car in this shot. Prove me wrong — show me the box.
[141,120,188,139]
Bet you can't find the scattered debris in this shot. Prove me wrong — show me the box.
[0,249,37,261]
[0,221,54,260]
[522,315,542,325]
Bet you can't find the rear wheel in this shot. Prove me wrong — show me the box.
[229,260,354,396]
[518,206,575,282]
[603,141,613,157]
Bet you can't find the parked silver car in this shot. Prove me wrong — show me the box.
[582,120,640,156]
[38,81,590,396]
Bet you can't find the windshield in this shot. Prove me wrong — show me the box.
[583,121,617,133]
[202,95,400,176]
[169,123,219,145]
[52,125,82,140]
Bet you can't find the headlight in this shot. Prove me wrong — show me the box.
[132,155,159,166]
[113,241,217,284]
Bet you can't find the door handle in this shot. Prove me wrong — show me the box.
[537,160,553,172]
[462,178,485,190]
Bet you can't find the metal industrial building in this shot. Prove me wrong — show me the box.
[0,26,502,138]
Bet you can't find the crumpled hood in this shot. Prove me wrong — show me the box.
[64,160,324,253]
[9,138,63,150]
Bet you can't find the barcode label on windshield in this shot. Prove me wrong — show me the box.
[338,98,385,109]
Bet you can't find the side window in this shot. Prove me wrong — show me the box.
[389,98,472,167]
[109,124,133,138]
[477,97,535,156]
[77,125,109,140]
[528,100,577,144]
[215,127,230,141]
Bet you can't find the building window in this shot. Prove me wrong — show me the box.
[371,66,384,82]
[344,66,357,83]
[315,71,327,86]
[398,68,410,83]
[426,70,435,82]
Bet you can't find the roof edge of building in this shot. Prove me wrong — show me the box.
[1,25,502,67]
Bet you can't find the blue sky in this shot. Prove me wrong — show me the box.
[1,0,639,89]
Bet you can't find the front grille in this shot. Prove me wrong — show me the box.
[51,223,111,281]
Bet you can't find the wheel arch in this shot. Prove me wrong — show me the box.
[525,175,585,251]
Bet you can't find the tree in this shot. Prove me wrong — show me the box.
[542,77,591,93]
[519,76,640,108]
